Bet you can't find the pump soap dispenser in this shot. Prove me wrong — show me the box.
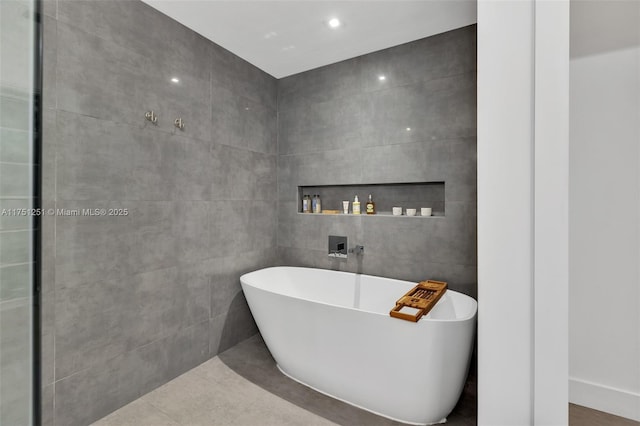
[353,195,361,215]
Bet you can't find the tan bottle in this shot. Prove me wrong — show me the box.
[366,194,376,215]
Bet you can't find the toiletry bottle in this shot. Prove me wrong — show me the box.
[312,194,318,213]
[316,194,322,213]
[366,194,376,215]
[353,195,361,215]
[302,195,311,213]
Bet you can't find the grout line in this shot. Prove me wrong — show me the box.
[52,319,211,387]
[0,261,32,268]
[140,399,184,426]
[278,70,475,113]
[0,228,36,234]
[278,135,477,158]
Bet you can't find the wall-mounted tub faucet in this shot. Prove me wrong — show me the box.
[328,235,348,258]
[349,245,364,256]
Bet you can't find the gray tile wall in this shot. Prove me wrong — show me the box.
[40,4,475,423]
[41,1,277,424]
[277,25,477,297]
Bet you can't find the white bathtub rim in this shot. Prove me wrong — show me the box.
[276,364,448,426]
[240,266,478,323]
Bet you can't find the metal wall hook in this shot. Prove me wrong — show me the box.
[145,111,158,124]
[174,118,185,130]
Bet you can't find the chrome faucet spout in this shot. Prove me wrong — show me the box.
[349,245,364,255]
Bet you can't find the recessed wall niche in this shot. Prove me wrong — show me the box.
[298,182,445,216]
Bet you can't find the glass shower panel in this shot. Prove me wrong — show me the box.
[0,0,39,424]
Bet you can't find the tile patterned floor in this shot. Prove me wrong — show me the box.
[94,334,477,426]
[93,356,334,426]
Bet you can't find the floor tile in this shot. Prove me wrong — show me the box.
[92,398,180,426]
[141,357,335,426]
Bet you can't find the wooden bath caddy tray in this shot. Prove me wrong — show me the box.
[389,280,447,322]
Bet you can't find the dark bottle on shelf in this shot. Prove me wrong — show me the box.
[366,194,376,215]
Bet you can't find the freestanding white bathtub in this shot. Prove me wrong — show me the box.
[240,266,477,425]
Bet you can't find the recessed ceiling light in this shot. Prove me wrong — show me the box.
[406,127,412,132]
[170,77,180,83]
[328,18,341,28]
[378,75,387,81]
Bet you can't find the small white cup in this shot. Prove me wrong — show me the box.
[406,208,417,216]
[421,207,432,217]
[392,207,402,216]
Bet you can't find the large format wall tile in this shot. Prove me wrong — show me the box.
[208,249,275,356]
[277,147,363,202]
[56,112,138,201]
[40,295,55,386]
[361,72,477,146]
[360,140,450,183]
[54,320,210,426]
[42,0,56,19]
[278,57,364,112]
[41,384,54,426]
[42,2,278,422]
[209,293,258,357]
[277,25,477,294]
[445,138,478,202]
[209,200,277,256]
[358,25,477,93]
[55,260,210,379]
[211,44,277,110]
[210,144,277,201]
[280,71,476,156]
[56,21,211,141]
[57,0,212,83]
[278,25,476,112]
[211,86,277,155]
[54,199,212,290]
[278,93,368,155]
[278,207,365,253]
[55,201,138,288]
[42,109,56,203]
[56,111,214,202]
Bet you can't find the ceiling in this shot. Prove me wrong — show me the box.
[141,0,477,78]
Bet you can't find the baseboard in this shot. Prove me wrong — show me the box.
[569,377,640,421]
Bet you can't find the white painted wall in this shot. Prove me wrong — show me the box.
[478,1,569,424]
[478,2,534,423]
[534,1,570,423]
[569,1,640,421]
